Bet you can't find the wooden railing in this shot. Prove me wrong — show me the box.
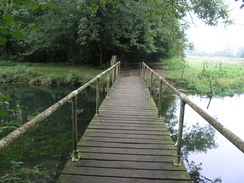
[0,60,120,161]
[140,62,244,165]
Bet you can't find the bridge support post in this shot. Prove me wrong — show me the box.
[115,64,119,81]
[174,99,186,166]
[157,79,163,118]
[96,76,100,116]
[118,62,121,76]
[145,67,148,89]
[71,96,80,161]
[150,72,153,99]
[141,63,144,79]
[106,71,110,99]
[111,67,115,89]
[139,62,142,77]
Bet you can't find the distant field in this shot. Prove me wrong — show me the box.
[186,56,244,63]
[162,56,244,96]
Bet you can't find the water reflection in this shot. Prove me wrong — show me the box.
[160,93,244,183]
[160,94,219,182]
[0,84,97,179]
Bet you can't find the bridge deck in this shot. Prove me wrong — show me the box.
[57,76,191,183]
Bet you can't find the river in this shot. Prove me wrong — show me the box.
[0,84,243,182]
[0,84,97,181]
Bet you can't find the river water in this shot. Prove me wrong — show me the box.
[0,84,97,180]
[1,84,243,182]
[162,94,244,182]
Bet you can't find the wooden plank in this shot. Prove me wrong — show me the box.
[79,146,176,156]
[87,126,168,131]
[77,152,174,162]
[84,128,169,135]
[80,136,173,144]
[91,117,162,123]
[61,167,190,180]
[82,132,173,139]
[88,122,165,128]
[90,120,164,126]
[78,141,176,150]
[65,159,184,171]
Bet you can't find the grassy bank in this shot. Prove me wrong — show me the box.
[161,56,244,96]
[0,62,103,86]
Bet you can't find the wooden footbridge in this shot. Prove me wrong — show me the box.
[57,75,191,183]
[1,57,244,183]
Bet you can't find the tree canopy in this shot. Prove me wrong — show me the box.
[0,0,233,66]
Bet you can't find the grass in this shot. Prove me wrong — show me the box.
[0,62,102,75]
[161,56,244,96]
[0,62,103,86]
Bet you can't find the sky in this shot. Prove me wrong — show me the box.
[186,1,244,53]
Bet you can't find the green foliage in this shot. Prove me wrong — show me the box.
[0,67,41,84]
[0,161,51,183]
[0,0,55,46]
[76,0,190,65]
[1,0,232,65]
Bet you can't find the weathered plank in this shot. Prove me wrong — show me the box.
[80,136,173,144]
[60,167,190,180]
[78,147,176,156]
[82,132,172,139]
[78,141,176,150]
[57,76,191,183]
[63,159,185,171]
[84,128,169,135]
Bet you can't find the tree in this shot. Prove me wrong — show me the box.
[0,0,55,58]
[21,0,82,63]
[76,0,232,65]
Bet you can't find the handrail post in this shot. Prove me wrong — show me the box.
[111,67,115,89]
[145,68,148,89]
[140,62,143,79]
[174,99,186,166]
[116,63,119,81]
[106,71,110,99]
[114,65,117,82]
[118,62,121,76]
[115,64,117,81]
[71,96,80,161]
[150,72,153,99]
[96,76,100,116]
[139,62,141,77]
[157,79,163,118]
[143,63,146,81]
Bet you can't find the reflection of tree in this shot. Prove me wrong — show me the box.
[161,95,221,183]
[183,124,218,156]
[0,85,97,175]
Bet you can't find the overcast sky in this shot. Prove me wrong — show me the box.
[186,1,244,53]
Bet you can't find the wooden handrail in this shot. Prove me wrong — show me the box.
[0,61,121,156]
[141,62,244,164]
